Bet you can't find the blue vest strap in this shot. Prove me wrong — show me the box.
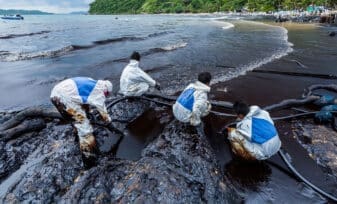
[177,88,195,111]
[251,117,277,144]
[72,77,97,103]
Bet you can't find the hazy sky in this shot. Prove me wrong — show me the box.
[0,0,95,13]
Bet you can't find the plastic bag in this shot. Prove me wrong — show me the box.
[314,105,337,123]
[314,94,335,106]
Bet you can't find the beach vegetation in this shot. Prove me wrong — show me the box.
[89,0,337,14]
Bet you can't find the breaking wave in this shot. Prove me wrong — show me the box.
[212,23,294,84]
[113,42,188,63]
[0,31,174,62]
[210,20,235,30]
[222,23,235,30]
[0,46,77,62]
[0,31,51,39]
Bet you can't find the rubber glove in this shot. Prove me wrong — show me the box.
[202,101,212,117]
[190,113,201,126]
[155,82,161,91]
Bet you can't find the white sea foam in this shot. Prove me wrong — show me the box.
[162,42,188,51]
[222,23,235,30]
[0,45,75,62]
[211,21,294,84]
[210,20,235,30]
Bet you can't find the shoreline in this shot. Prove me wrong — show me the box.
[0,15,336,201]
[208,20,337,183]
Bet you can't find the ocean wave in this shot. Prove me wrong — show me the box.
[0,46,76,62]
[93,31,173,45]
[146,64,174,73]
[212,23,294,84]
[148,31,174,38]
[141,42,188,57]
[111,42,188,63]
[0,31,174,62]
[222,23,235,30]
[93,36,145,45]
[25,77,67,86]
[211,20,235,30]
[0,31,51,39]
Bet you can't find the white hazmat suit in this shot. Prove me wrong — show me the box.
[228,106,282,160]
[50,77,112,153]
[119,60,156,96]
[172,81,211,126]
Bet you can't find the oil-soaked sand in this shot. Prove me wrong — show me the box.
[0,22,337,202]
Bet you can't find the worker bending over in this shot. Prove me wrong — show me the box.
[50,77,112,167]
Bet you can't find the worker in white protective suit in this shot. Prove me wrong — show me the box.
[119,51,160,96]
[173,72,212,126]
[50,77,112,167]
[228,101,282,161]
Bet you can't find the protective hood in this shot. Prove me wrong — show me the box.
[245,106,262,119]
[128,60,139,68]
[237,106,277,144]
[101,80,113,93]
[187,81,210,93]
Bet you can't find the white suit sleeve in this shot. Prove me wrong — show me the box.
[94,101,111,123]
[191,91,209,125]
[236,122,252,141]
[135,67,156,87]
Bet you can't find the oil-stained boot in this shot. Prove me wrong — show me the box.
[230,139,256,161]
[80,134,99,168]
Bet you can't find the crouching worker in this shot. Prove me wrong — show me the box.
[173,72,212,126]
[228,101,281,161]
[50,77,112,167]
[120,51,160,96]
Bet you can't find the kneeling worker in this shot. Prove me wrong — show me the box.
[50,77,112,167]
[173,72,212,126]
[120,51,160,96]
[228,101,281,160]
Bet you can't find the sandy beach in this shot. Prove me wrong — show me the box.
[206,21,337,198]
[0,15,336,202]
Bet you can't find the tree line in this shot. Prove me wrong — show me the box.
[89,0,337,14]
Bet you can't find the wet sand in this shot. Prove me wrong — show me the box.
[1,20,336,202]
[112,22,337,202]
[205,22,337,202]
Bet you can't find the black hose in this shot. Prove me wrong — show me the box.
[272,112,317,121]
[105,94,337,201]
[273,111,337,121]
[144,93,233,109]
[278,149,337,202]
[107,95,236,117]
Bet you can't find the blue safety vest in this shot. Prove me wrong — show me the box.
[177,88,195,111]
[72,77,97,103]
[251,117,277,144]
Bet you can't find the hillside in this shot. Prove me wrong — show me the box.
[89,0,337,14]
[0,9,52,15]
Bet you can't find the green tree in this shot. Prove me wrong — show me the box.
[88,0,337,14]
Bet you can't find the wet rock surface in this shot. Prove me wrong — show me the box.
[293,120,337,179]
[63,121,239,203]
[0,100,239,203]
